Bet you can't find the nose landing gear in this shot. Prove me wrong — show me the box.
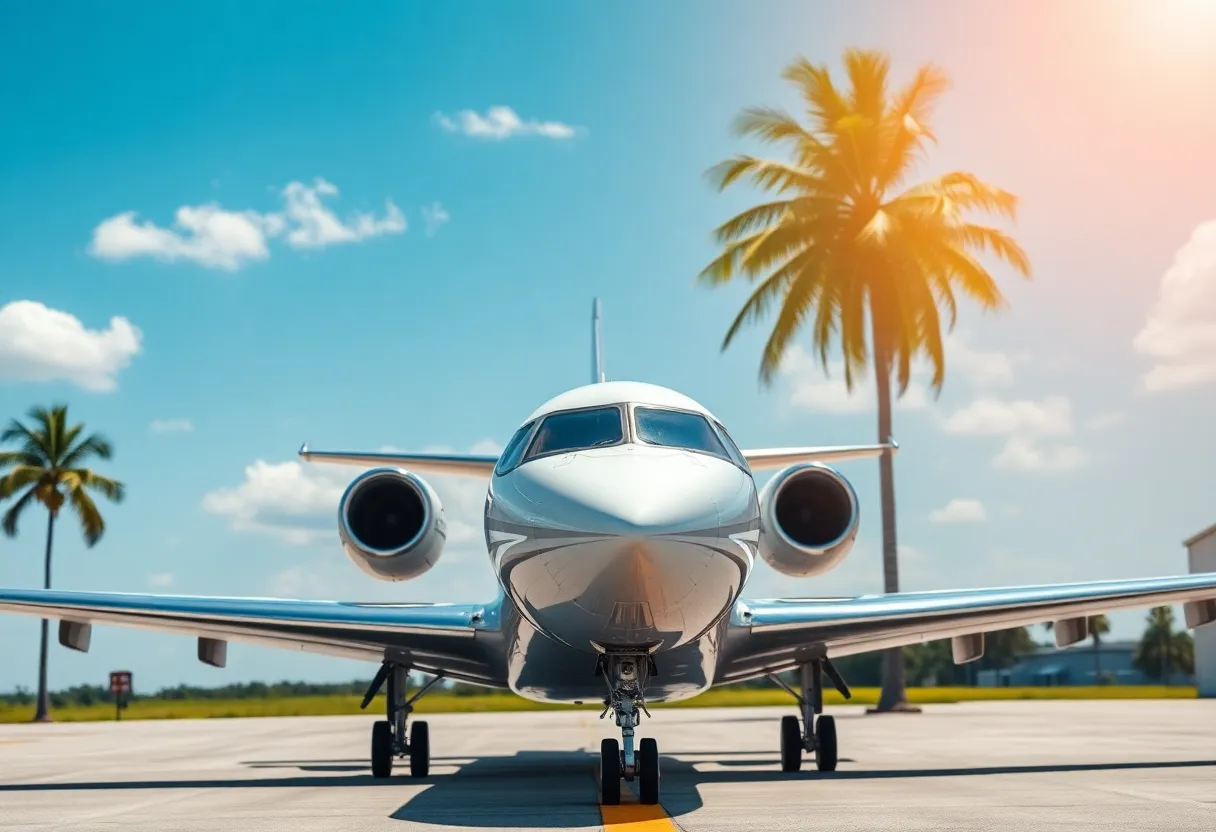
[769,658,850,772]
[362,661,443,778]
[595,647,661,806]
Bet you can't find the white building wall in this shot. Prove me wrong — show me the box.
[1186,525,1216,698]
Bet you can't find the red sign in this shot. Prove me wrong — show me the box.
[109,671,132,696]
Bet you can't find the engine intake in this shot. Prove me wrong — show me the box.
[338,468,446,581]
[757,463,859,577]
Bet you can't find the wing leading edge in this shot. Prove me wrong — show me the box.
[0,588,507,687]
[741,440,898,470]
[718,572,1216,684]
[298,444,498,477]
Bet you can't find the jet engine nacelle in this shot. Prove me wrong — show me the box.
[338,467,447,581]
[757,463,860,577]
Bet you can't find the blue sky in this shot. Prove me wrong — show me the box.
[2,0,1216,692]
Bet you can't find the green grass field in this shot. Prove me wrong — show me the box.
[0,685,1199,724]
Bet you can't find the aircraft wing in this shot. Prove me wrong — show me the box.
[717,572,1216,684]
[0,588,507,687]
[298,444,498,477]
[741,441,898,470]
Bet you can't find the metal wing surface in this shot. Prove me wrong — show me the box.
[0,588,506,687]
[718,572,1216,684]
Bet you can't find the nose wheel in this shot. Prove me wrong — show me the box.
[770,658,849,773]
[595,647,661,806]
[362,661,442,779]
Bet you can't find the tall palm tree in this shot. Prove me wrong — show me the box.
[1133,606,1194,683]
[0,404,125,722]
[1042,615,1111,683]
[699,49,1031,711]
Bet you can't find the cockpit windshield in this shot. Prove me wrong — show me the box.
[633,406,729,460]
[524,406,625,460]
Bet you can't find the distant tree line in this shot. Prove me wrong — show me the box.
[1,607,1197,707]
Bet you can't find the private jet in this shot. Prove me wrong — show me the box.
[3,299,1216,806]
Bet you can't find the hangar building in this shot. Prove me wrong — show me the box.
[1186,523,1216,698]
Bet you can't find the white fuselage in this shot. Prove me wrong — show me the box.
[484,382,760,659]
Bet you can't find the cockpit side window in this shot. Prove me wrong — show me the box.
[711,420,751,470]
[495,421,536,475]
[633,406,729,460]
[524,406,624,461]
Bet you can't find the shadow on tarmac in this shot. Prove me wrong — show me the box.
[2,751,1215,828]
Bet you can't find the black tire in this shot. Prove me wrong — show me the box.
[371,720,393,779]
[409,720,430,777]
[815,714,838,772]
[600,738,621,805]
[780,715,802,772]
[638,737,660,805]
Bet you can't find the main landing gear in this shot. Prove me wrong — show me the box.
[361,661,444,779]
[768,658,851,773]
[595,647,660,806]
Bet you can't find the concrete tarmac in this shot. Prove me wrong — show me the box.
[2,701,1215,831]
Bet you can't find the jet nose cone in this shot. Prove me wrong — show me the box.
[511,445,743,536]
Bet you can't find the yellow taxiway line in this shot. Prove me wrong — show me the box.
[583,714,679,831]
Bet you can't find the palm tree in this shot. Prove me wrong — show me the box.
[0,404,125,722]
[1133,606,1194,683]
[699,49,1031,711]
[1042,615,1111,683]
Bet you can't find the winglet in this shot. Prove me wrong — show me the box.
[298,442,310,459]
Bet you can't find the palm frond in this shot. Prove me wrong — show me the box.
[67,486,105,547]
[876,63,950,191]
[892,172,1020,221]
[0,465,46,500]
[0,450,42,471]
[74,469,125,503]
[60,433,114,469]
[711,200,795,244]
[782,57,850,134]
[951,223,1033,278]
[722,247,825,350]
[1,485,38,538]
[758,267,826,386]
[1,419,51,461]
[705,155,824,195]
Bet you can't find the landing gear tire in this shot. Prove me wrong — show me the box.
[409,720,430,777]
[638,736,660,805]
[814,714,838,772]
[371,720,394,778]
[600,737,621,805]
[780,714,802,772]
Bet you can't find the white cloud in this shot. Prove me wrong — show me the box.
[0,300,142,392]
[89,179,406,271]
[149,418,194,434]
[779,347,929,415]
[278,178,406,248]
[940,395,1073,437]
[929,498,988,524]
[201,440,501,551]
[90,205,278,270]
[778,333,1013,416]
[421,202,450,237]
[941,396,1085,474]
[148,573,174,588]
[1133,219,1216,392]
[1086,411,1125,431]
[434,106,578,140]
[992,436,1086,473]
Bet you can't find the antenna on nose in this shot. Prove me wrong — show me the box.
[591,298,606,384]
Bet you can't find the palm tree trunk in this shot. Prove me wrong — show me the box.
[33,510,55,723]
[872,340,913,712]
[1093,633,1101,685]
